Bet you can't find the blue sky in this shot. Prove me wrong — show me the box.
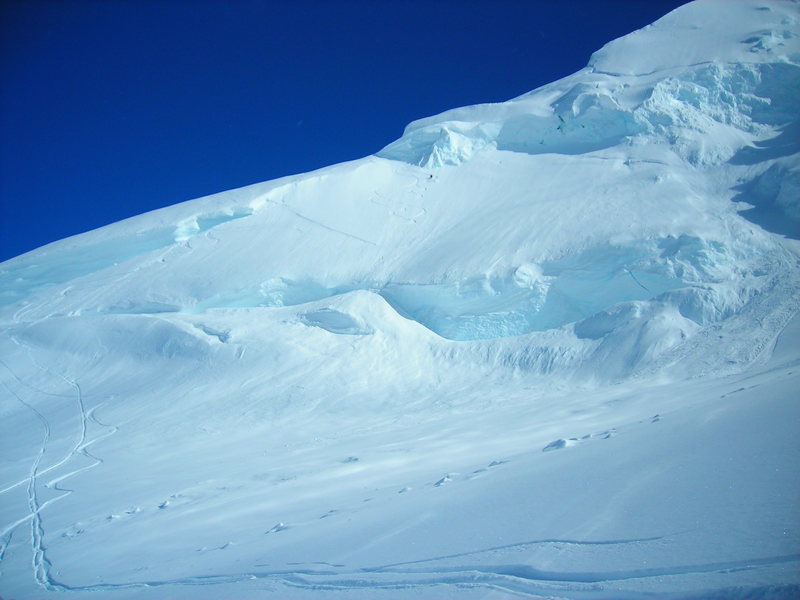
[0,0,687,261]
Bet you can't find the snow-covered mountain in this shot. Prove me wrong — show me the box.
[1,1,799,598]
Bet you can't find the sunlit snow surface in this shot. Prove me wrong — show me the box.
[2,1,800,598]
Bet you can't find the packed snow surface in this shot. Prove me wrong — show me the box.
[2,1,799,598]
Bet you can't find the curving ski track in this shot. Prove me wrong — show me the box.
[3,545,797,598]
[0,355,118,591]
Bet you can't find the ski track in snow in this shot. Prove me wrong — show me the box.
[278,203,378,246]
[5,544,796,597]
[0,350,118,591]
[369,171,429,224]
[0,374,53,588]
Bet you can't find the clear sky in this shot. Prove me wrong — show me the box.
[0,0,687,261]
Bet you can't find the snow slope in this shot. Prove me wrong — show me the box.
[1,1,799,598]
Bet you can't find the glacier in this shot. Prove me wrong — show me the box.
[1,1,799,598]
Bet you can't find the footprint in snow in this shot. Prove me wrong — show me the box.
[542,438,578,452]
[543,428,618,452]
[472,459,510,475]
[61,527,85,538]
[266,522,289,534]
[196,542,234,552]
[434,474,453,487]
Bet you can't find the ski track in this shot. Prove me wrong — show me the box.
[365,535,668,571]
[0,528,12,563]
[0,376,52,588]
[369,171,430,224]
[0,351,117,591]
[0,338,114,495]
[9,547,797,598]
[280,203,378,246]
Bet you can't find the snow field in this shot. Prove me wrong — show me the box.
[1,0,799,597]
[1,320,798,598]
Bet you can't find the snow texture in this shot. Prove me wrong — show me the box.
[1,1,799,598]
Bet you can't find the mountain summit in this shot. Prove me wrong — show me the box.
[1,1,799,598]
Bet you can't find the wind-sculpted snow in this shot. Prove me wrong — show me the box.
[1,1,799,599]
[378,242,690,341]
[380,60,800,169]
[172,207,254,242]
[0,207,255,308]
[380,0,800,173]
